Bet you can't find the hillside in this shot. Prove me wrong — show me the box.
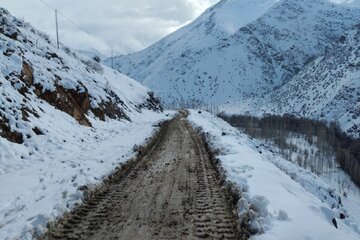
[0,8,168,239]
[266,24,360,138]
[224,23,360,138]
[108,0,360,108]
[0,7,162,141]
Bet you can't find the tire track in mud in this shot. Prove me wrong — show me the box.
[43,111,244,240]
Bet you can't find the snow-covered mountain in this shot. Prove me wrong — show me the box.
[266,24,360,138]
[108,0,360,107]
[0,8,168,239]
[223,22,360,138]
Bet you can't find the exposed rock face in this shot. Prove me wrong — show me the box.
[0,9,19,41]
[19,61,93,126]
[35,83,92,126]
[21,61,33,87]
[91,89,129,122]
[0,116,23,143]
[137,92,163,113]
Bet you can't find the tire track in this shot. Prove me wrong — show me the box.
[43,111,242,240]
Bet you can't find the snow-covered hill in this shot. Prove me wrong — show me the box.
[0,8,169,239]
[265,24,360,138]
[108,0,360,107]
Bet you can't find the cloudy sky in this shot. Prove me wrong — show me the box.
[1,0,219,56]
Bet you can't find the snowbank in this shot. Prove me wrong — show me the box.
[188,110,360,240]
[0,109,175,239]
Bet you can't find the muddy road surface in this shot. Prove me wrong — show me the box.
[45,111,242,240]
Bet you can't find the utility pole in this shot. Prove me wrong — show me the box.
[55,9,59,49]
[111,46,114,69]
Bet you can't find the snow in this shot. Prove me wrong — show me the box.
[261,24,360,138]
[201,0,280,35]
[0,8,174,239]
[331,0,360,7]
[188,110,360,240]
[110,0,360,137]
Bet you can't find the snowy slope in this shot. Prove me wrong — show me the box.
[108,0,360,107]
[108,0,279,80]
[223,23,360,138]
[265,24,360,138]
[188,110,360,240]
[0,8,170,239]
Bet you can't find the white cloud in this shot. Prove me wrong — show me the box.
[0,0,219,56]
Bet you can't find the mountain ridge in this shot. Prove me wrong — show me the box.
[108,0,360,137]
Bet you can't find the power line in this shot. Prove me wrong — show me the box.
[58,11,95,38]
[36,0,123,57]
[37,0,97,39]
[37,0,55,10]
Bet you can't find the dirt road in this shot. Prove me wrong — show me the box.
[45,111,242,240]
